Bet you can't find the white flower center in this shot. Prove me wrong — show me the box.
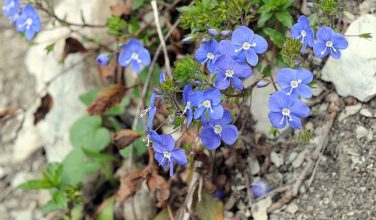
[301,30,306,37]
[131,52,139,59]
[186,101,191,109]
[163,151,171,160]
[236,42,257,52]
[290,80,299,88]
[203,100,211,108]
[282,108,291,116]
[214,125,222,134]
[326,41,333,47]
[207,53,214,60]
[225,70,234,78]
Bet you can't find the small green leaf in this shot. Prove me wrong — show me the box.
[257,12,273,27]
[43,163,63,186]
[196,192,224,220]
[79,89,99,106]
[97,197,115,220]
[264,28,284,48]
[359,33,372,39]
[276,11,292,28]
[269,126,280,137]
[44,44,55,54]
[70,115,111,152]
[41,200,61,214]
[18,180,54,190]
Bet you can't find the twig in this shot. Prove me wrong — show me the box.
[151,0,172,77]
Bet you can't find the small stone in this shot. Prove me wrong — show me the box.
[0,166,6,179]
[356,125,369,139]
[360,108,374,118]
[251,197,272,220]
[249,159,261,175]
[270,152,283,168]
[11,209,33,220]
[338,103,362,121]
[367,130,374,142]
[11,172,34,188]
[287,152,298,164]
[286,203,299,214]
[292,150,308,168]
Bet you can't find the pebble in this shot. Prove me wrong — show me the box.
[292,150,308,168]
[249,159,261,175]
[287,152,298,164]
[0,166,6,179]
[11,172,34,188]
[251,197,272,220]
[360,108,374,117]
[271,152,284,168]
[286,203,299,214]
[338,104,362,121]
[356,125,369,140]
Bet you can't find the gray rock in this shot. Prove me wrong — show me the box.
[249,159,261,175]
[286,203,299,214]
[287,151,298,164]
[0,166,6,179]
[11,172,34,188]
[338,104,362,121]
[271,151,284,168]
[356,125,369,139]
[292,150,308,168]
[251,197,272,220]
[321,15,376,102]
[360,108,374,118]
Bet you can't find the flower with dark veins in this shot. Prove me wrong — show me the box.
[231,26,268,66]
[277,68,313,98]
[15,5,41,40]
[200,110,238,150]
[291,15,314,51]
[195,39,221,73]
[268,91,310,129]
[191,88,224,120]
[214,55,252,91]
[313,26,348,59]
[151,133,188,176]
[118,38,151,73]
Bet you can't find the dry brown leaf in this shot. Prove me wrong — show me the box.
[61,37,87,59]
[0,108,17,120]
[147,173,170,207]
[116,169,145,203]
[34,93,53,125]
[87,85,127,115]
[110,0,132,16]
[113,129,141,149]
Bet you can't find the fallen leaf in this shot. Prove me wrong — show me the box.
[34,93,53,125]
[61,37,87,59]
[113,129,141,149]
[87,85,127,115]
[147,173,170,207]
[110,0,132,16]
[196,192,224,220]
[116,169,145,203]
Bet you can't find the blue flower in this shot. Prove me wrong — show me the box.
[200,110,238,150]
[147,93,160,130]
[214,188,225,200]
[190,88,224,120]
[183,84,193,127]
[151,133,188,176]
[118,38,151,73]
[208,28,218,36]
[251,181,270,199]
[195,39,221,73]
[231,26,268,66]
[220,30,231,36]
[277,68,313,98]
[313,26,348,59]
[219,40,235,58]
[15,5,41,40]
[214,55,252,91]
[2,0,20,22]
[159,72,166,83]
[97,53,110,66]
[256,80,270,88]
[291,15,314,51]
[268,91,310,129]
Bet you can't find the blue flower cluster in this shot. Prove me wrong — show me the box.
[2,0,41,40]
[268,15,348,130]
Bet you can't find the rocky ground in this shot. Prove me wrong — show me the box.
[1,1,376,220]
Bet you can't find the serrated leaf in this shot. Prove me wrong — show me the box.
[43,163,63,186]
[276,11,292,28]
[18,180,54,190]
[263,28,284,48]
[70,115,111,152]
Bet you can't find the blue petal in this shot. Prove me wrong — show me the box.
[148,107,156,130]
[269,91,293,112]
[219,40,235,57]
[195,46,208,63]
[316,26,334,42]
[169,161,174,176]
[207,60,216,73]
[296,68,313,84]
[330,48,341,59]
[205,88,222,105]
[232,26,254,46]
[139,48,151,66]
[214,55,234,75]
[187,109,193,127]
[234,62,252,79]
[245,50,258,66]
[290,100,310,117]
[313,42,329,58]
[221,125,238,145]
[297,15,310,30]
[253,34,268,54]
[306,29,315,48]
[219,110,232,125]
[288,115,302,129]
[231,77,244,91]
[268,112,286,129]
[118,49,131,67]
[154,152,168,167]
[200,127,221,150]
[131,61,142,73]
[159,72,166,83]
[183,84,192,104]
[277,68,296,89]
[190,91,204,107]
[25,30,35,41]
[153,134,175,153]
[297,84,312,98]
[209,104,224,120]
[333,34,348,49]
[290,23,302,39]
[171,149,188,165]
[215,77,230,90]
[233,50,246,63]
[194,106,205,119]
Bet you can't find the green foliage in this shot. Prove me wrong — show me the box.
[359,33,372,39]
[196,192,224,219]
[281,38,302,67]
[173,57,201,86]
[257,0,293,28]
[297,130,312,143]
[319,0,339,17]
[263,27,284,48]
[107,16,127,37]
[269,126,280,137]
[70,115,111,152]
[44,43,55,54]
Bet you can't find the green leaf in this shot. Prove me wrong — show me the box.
[196,192,224,220]
[276,11,292,28]
[44,44,55,54]
[62,148,99,185]
[105,96,130,116]
[70,115,111,152]
[359,33,372,39]
[18,180,54,190]
[81,147,118,162]
[97,197,115,220]
[79,89,99,106]
[132,0,146,10]
[257,12,273,27]
[52,190,68,208]
[41,200,62,214]
[263,28,284,48]
[43,163,63,186]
